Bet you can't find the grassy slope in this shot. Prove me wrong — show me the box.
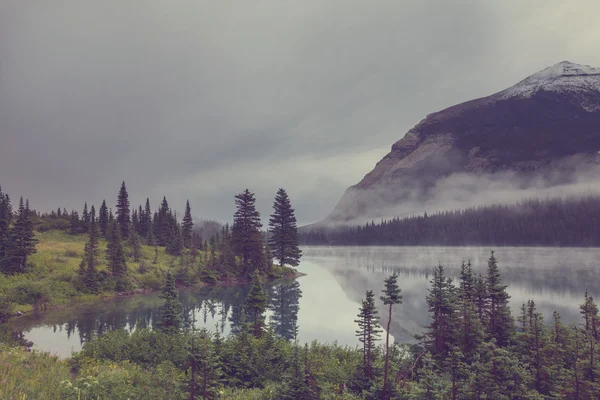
[1,230,192,313]
[0,230,298,314]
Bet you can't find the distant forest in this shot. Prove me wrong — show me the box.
[300,195,600,246]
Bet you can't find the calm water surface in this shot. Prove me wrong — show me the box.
[10,246,600,357]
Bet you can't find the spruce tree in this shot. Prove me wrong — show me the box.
[245,270,268,338]
[116,181,131,239]
[159,271,182,334]
[486,251,514,346]
[456,262,484,358]
[79,213,101,293]
[143,198,152,239]
[182,200,194,249]
[106,222,127,277]
[98,200,108,237]
[426,264,457,359]
[166,223,184,256]
[81,202,90,233]
[355,289,382,380]
[187,327,222,400]
[380,273,402,399]
[231,189,263,277]
[268,188,302,268]
[0,188,12,262]
[1,197,37,274]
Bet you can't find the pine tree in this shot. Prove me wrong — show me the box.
[355,289,382,380]
[166,223,184,256]
[131,208,139,235]
[268,188,302,268]
[182,200,194,249]
[187,327,221,400]
[1,197,37,274]
[231,189,264,277]
[128,228,142,262]
[486,251,514,346]
[0,188,12,262]
[426,264,457,360]
[456,261,484,358]
[116,181,131,239]
[81,202,90,233]
[143,198,152,239]
[106,222,127,277]
[245,270,268,338]
[380,273,402,399]
[157,197,171,246]
[79,213,101,293]
[159,271,182,334]
[98,200,108,237]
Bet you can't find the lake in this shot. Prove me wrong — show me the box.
[10,246,600,358]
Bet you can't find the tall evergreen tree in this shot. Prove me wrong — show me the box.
[1,197,37,274]
[182,200,194,249]
[231,189,264,277]
[456,262,484,358]
[245,270,268,338]
[159,271,182,334]
[355,289,382,380]
[106,222,127,277]
[116,181,131,239]
[156,196,172,246]
[486,251,514,346]
[0,188,12,262]
[79,213,101,293]
[81,202,90,233]
[426,264,457,359]
[380,273,402,399]
[143,198,152,239]
[268,188,302,268]
[98,200,109,237]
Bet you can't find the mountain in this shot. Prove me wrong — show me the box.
[323,61,600,224]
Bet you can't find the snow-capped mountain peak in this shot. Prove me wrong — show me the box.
[498,61,600,100]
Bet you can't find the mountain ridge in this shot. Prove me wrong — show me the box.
[321,61,600,225]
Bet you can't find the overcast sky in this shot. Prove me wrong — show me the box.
[1,1,600,225]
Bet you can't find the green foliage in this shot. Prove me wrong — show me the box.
[355,289,382,382]
[231,189,264,277]
[268,188,302,268]
[182,199,194,249]
[246,270,269,338]
[159,271,183,334]
[1,197,37,274]
[106,221,127,277]
[116,181,131,239]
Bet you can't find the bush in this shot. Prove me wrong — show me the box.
[10,281,53,310]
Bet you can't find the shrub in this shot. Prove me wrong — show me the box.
[10,281,53,310]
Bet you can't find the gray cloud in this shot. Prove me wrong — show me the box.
[1,0,600,224]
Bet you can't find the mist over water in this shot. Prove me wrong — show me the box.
[11,246,600,357]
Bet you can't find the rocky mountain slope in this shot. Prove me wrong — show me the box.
[324,61,600,224]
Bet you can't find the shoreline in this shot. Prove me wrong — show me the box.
[10,270,307,318]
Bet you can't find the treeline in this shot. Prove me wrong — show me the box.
[300,195,600,246]
[0,183,302,289]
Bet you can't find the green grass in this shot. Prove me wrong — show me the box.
[0,230,195,313]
